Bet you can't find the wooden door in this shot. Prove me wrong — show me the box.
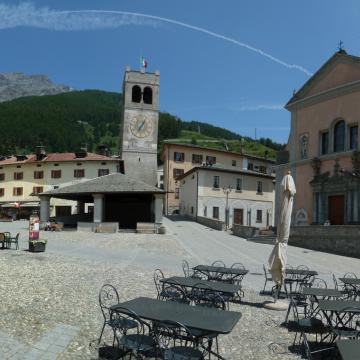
[233,209,243,225]
[328,195,344,225]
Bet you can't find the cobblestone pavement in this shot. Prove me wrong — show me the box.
[0,218,359,359]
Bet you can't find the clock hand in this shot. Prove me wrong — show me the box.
[138,120,145,131]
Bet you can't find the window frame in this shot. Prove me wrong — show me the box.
[213,175,220,189]
[257,181,263,194]
[213,206,219,219]
[236,178,242,192]
[174,152,185,162]
[13,187,23,196]
[34,170,44,179]
[14,172,23,180]
[74,169,85,178]
[256,210,262,223]
[98,169,110,177]
[51,170,62,179]
[192,154,203,164]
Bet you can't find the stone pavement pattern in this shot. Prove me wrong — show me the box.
[0,217,359,359]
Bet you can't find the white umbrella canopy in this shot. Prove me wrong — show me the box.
[268,171,296,288]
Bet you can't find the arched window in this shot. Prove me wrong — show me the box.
[131,85,141,103]
[143,86,153,104]
[334,120,345,152]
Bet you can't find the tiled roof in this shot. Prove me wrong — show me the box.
[0,152,116,166]
[40,173,164,197]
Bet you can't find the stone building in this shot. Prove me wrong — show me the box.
[277,50,360,225]
[179,165,275,229]
[160,142,275,215]
[0,146,119,219]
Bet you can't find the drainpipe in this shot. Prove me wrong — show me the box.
[196,170,199,222]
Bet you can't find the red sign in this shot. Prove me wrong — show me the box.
[29,215,40,240]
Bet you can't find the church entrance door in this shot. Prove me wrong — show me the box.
[328,195,344,225]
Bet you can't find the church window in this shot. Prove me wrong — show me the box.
[334,120,345,152]
[143,86,153,104]
[350,125,358,150]
[132,85,142,103]
[321,131,329,155]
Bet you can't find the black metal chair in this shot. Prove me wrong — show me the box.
[208,260,226,282]
[211,260,226,267]
[182,260,204,280]
[302,333,335,360]
[162,282,189,304]
[287,297,330,346]
[112,307,157,359]
[154,320,205,360]
[311,278,327,289]
[189,284,225,359]
[154,269,165,300]
[7,233,19,250]
[262,264,273,293]
[98,284,136,346]
[330,306,360,341]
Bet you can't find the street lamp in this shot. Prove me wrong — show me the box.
[222,185,233,230]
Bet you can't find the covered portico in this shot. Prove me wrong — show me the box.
[39,173,164,229]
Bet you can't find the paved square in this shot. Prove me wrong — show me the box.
[0,218,359,359]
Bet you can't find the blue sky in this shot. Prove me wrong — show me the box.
[1,1,359,144]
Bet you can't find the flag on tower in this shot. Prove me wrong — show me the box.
[140,56,148,69]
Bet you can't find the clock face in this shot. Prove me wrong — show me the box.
[130,114,153,138]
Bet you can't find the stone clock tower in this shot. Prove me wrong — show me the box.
[120,67,160,186]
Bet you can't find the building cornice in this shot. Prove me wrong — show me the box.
[285,80,360,111]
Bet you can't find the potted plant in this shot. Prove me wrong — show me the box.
[29,239,47,253]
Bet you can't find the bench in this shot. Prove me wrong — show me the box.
[136,222,156,234]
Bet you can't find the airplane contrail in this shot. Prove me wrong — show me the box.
[0,3,313,76]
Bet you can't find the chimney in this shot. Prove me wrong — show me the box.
[35,145,46,161]
[75,143,88,159]
[97,144,109,157]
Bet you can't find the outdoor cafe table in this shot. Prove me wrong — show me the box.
[160,276,242,295]
[111,297,242,360]
[193,265,249,279]
[302,288,343,314]
[110,297,242,335]
[285,269,318,277]
[318,299,360,332]
[336,339,360,360]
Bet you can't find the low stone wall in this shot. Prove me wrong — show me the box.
[197,216,225,231]
[232,225,258,239]
[290,225,360,258]
[77,222,119,233]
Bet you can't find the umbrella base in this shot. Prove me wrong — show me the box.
[263,300,289,311]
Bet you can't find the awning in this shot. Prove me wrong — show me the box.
[1,202,39,208]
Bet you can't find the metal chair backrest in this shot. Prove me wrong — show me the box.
[182,260,190,277]
[296,265,309,271]
[190,282,214,304]
[332,274,338,290]
[311,278,327,289]
[231,262,245,270]
[211,260,226,267]
[99,284,119,323]
[154,320,198,354]
[154,269,165,297]
[162,282,189,304]
[344,272,358,278]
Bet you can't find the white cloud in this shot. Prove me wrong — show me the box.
[0,2,313,76]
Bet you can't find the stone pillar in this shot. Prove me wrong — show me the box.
[40,196,50,223]
[77,201,85,215]
[153,194,163,224]
[93,194,104,223]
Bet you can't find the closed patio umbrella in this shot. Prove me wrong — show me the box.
[268,171,296,297]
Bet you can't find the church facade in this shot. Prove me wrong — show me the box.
[278,50,360,226]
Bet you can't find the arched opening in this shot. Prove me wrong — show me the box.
[334,120,345,152]
[132,85,142,103]
[143,86,153,104]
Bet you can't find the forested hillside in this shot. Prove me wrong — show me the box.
[0,90,283,159]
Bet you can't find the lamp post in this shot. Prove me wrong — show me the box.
[222,186,232,230]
